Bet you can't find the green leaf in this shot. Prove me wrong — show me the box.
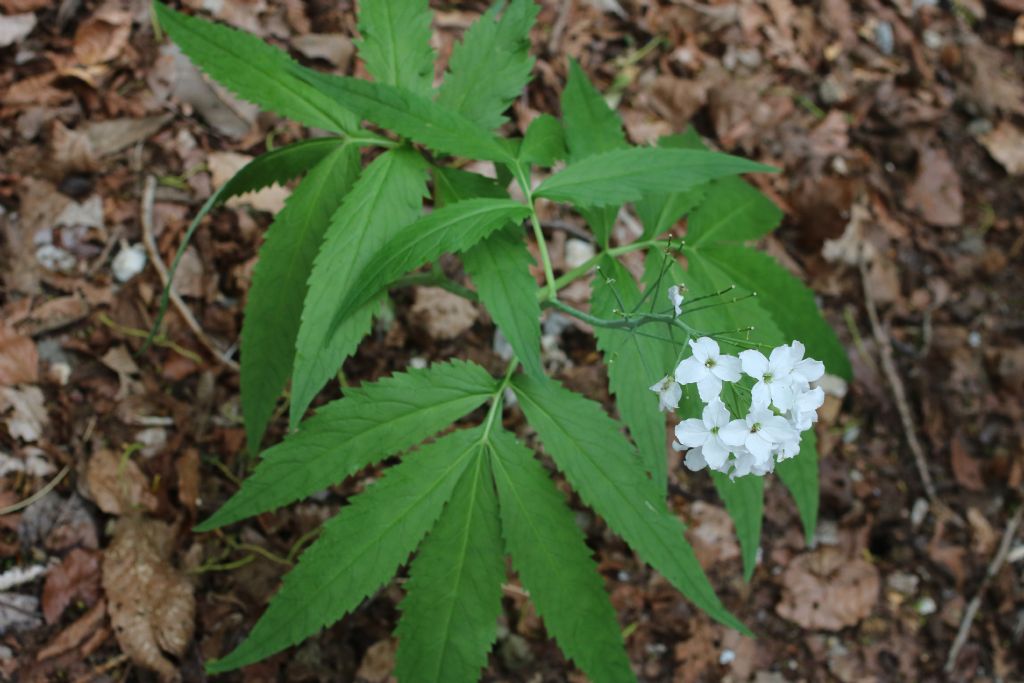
[560,58,627,159]
[395,454,505,683]
[590,256,671,492]
[689,245,852,380]
[438,0,539,130]
[433,166,506,205]
[685,177,782,247]
[634,134,707,240]
[324,198,530,342]
[534,148,775,208]
[357,0,434,96]
[153,2,355,132]
[518,114,566,167]
[291,147,429,427]
[207,427,485,673]
[145,137,346,352]
[510,373,749,634]
[489,428,635,683]
[290,68,515,163]
[241,143,360,455]
[199,360,497,531]
[463,226,543,379]
[710,472,764,582]
[777,429,819,545]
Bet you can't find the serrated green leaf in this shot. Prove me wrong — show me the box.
[510,373,749,634]
[207,427,485,673]
[489,428,635,683]
[145,138,346,351]
[241,143,360,455]
[591,256,671,492]
[634,134,706,240]
[689,245,852,379]
[464,226,543,378]
[433,166,506,205]
[153,2,355,132]
[518,114,566,167]
[324,198,530,342]
[291,147,429,427]
[438,0,539,130]
[561,58,627,159]
[777,429,819,545]
[199,360,496,531]
[395,453,505,683]
[357,0,435,96]
[710,471,764,582]
[534,148,775,208]
[290,67,515,163]
[685,177,782,246]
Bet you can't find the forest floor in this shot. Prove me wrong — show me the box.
[1,0,1023,681]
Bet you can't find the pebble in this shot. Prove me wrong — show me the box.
[875,21,895,56]
[719,649,736,665]
[564,238,595,269]
[111,243,148,282]
[916,596,937,615]
[886,571,920,595]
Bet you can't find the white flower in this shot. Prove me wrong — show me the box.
[739,346,797,411]
[678,444,708,472]
[730,446,775,478]
[674,337,741,402]
[788,340,825,384]
[673,398,733,470]
[649,375,682,412]
[668,285,684,317]
[788,385,825,432]
[720,403,797,464]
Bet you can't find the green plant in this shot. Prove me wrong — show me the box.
[152,1,850,679]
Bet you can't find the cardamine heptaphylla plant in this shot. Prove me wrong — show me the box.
[150,0,850,679]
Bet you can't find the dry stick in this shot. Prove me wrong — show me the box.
[139,175,239,371]
[858,255,962,526]
[944,504,1024,673]
[547,0,571,54]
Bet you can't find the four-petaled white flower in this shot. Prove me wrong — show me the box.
[720,403,797,465]
[668,285,685,317]
[739,347,797,411]
[789,385,825,432]
[649,375,682,412]
[673,398,733,470]
[675,337,741,402]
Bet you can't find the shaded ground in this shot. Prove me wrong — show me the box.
[1,0,1023,681]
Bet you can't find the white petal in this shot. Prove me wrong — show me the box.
[751,381,771,409]
[768,345,795,374]
[739,349,768,378]
[788,340,806,361]
[703,398,731,428]
[689,337,719,363]
[668,285,684,316]
[674,357,706,385]
[745,433,773,461]
[760,415,796,443]
[770,382,796,411]
[674,419,709,447]
[712,354,742,382]
[794,358,825,383]
[702,437,730,469]
[795,386,825,413]
[696,374,723,402]
[683,447,707,471]
[720,420,749,447]
[660,382,682,412]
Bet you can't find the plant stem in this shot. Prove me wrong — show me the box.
[512,164,558,301]
[545,239,670,298]
[481,359,518,442]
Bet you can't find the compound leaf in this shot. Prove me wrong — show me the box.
[634,133,706,240]
[777,430,819,546]
[438,0,539,130]
[207,427,485,673]
[241,143,360,455]
[490,428,635,683]
[291,147,429,427]
[395,453,505,683]
[199,359,496,531]
[153,2,355,132]
[511,373,748,634]
[357,0,435,96]
[324,198,530,341]
[518,114,566,167]
[534,148,774,208]
[685,177,782,247]
[464,226,543,379]
[710,472,764,582]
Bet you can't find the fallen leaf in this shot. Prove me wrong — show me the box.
[79,114,173,158]
[0,592,43,635]
[0,0,49,11]
[1,72,73,108]
[102,516,195,682]
[175,448,200,515]
[291,33,354,69]
[905,146,963,227]
[41,548,101,624]
[0,323,38,385]
[50,120,98,173]
[207,151,290,213]
[927,519,967,587]
[966,507,996,556]
[776,547,880,630]
[0,385,48,442]
[73,5,132,66]
[0,11,36,48]
[685,501,741,570]
[950,436,984,492]
[410,287,479,340]
[978,121,1024,176]
[19,493,100,552]
[84,449,159,516]
[355,638,397,683]
[15,295,90,337]
[100,346,142,401]
[36,599,106,661]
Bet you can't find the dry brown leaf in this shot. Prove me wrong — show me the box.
[927,519,967,587]
[102,516,194,682]
[0,385,48,442]
[685,501,740,570]
[291,33,355,69]
[80,114,173,158]
[776,547,879,630]
[355,638,397,683]
[0,0,49,11]
[50,120,98,173]
[0,323,39,385]
[410,287,479,340]
[175,448,200,515]
[84,449,159,516]
[966,507,996,556]
[73,5,132,66]
[905,146,963,227]
[36,599,106,661]
[41,548,101,624]
[207,151,290,213]
[2,73,73,108]
[0,11,35,47]
[978,121,1024,176]
[950,436,984,492]
[16,295,90,337]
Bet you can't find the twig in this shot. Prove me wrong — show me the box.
[944,504,1024,673]
[139,175,239,371]
[0,465,71,515]
[546,0,571,54]
[858,255,961,526]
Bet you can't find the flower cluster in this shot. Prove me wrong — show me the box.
[650,335,825,479]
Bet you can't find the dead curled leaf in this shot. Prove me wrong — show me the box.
[84,449,159,516]
[36,599,106,661]
[0,385,48,442]
[42,548,101,624]
[0,323,39,385]
[73,5,132,66]
[102,516,195,682]
[776,547,880,631]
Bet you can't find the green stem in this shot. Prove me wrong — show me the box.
[481,359,519,443]
[512,164,558,301]
[544,239,670,299]
[392,271,479,301]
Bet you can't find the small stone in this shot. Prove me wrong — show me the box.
[408,356,428,370]
[498,634,533,670]
[111,243,147,282]
[886,571,920,595]
[910,498,929,528]
[719,649,736,665]
[874,21,895,55]
[916,596,937,615]
[564,238,595,269]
